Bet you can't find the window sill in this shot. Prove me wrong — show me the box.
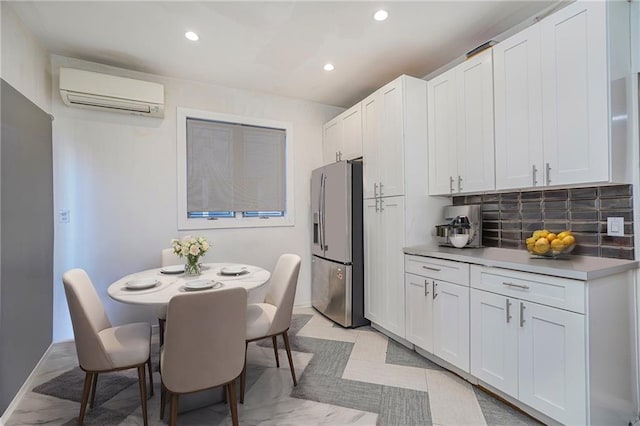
[178,215,294,230]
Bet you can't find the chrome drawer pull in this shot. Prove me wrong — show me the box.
[506,298,512,323]
[520,302,526,327]
[424,279,430,296]
[422,266,441,272]
[502,281,530,290]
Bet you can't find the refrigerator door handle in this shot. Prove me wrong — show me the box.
[319,172,324,251]
[320,173,327,251]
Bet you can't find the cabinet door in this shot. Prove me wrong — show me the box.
[378,78,404,197]
[470,289,518,396]
[541,0,608,186]
[379,196,405,337]
[433,280,469,372]
[362,92,381,199]
[341,103,363,161]
[456,49,495,193]
[494,24,544,190]
[363,199,381,322]
[323,117,341,164]
[405,273,433,352]
[427,69,457,196]
[518,301,586,425]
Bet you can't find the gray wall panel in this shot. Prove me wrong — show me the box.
[0,78,53,415]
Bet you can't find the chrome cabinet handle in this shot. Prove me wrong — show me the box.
[424,280,430,296]
[546,162,551,185]
[433,282,438,299]
[379,198,384,212]
[335,152,339,162]
[449,176,454,195]
[506,298,512,323]
[421,265,441,272]
[532,164,538,186]
[374,182,378,198]
[379,182,384,196]
[374,198,379,212]
[520,302,526,327]
[502,281,530,290]
[338,150,342,161]
[457,175,462,192]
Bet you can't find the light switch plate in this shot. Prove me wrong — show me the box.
[607,217,624,237]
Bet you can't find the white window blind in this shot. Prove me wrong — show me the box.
[186,118,286,214]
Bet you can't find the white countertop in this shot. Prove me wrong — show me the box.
[403,245,638,280]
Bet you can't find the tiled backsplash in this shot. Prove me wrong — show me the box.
[453,184,635,260]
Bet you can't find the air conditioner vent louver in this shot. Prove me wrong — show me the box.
[59,68,164,118]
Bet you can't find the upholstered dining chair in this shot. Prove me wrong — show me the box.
[240,253,301,403]
[157,248,182,345]
[160,287,247,426]
[62,268,153,426]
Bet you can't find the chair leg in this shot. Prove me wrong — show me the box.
[271,335,280,367]
[159,318,166,346]
[160,383,166,420]
[282,331,297,386]
[227,380,239,426]
[240,341,248,404]
[137,365,149,426]
[89,372,98,408]
[147,358,154,397]
[169,393,179,426]
[78,372,93,425]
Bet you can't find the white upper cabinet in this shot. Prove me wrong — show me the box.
[428,49,495,196]
[494,24,544,190]
[541,0,608,186]
[341,104,363,161]
[427,68,457,195]
[494,0,631,190]
[363,76,413,199]
[322,103,363,164]
[322,117,341,164]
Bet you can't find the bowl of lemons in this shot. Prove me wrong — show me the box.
[526,229,576,258]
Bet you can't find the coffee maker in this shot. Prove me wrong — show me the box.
[435,205,482,248]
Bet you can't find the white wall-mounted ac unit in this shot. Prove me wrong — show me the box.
[59,68,164,118]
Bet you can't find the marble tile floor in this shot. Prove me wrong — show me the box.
[5,307,541,425]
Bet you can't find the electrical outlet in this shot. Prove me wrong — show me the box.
[59,209,70,223]
[607,217,624,237]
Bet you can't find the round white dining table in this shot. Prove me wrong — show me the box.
[108,262,271,306]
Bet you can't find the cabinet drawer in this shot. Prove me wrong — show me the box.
[405,255,470,286]
[470,265,585,313]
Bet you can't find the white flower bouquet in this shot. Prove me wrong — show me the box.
[171,236,210,275]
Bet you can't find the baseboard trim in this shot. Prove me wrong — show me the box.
[0,342,55,424]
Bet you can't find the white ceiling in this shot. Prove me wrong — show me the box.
[8,1,559,108]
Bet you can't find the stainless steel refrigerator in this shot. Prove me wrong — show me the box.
[311,160,368,328]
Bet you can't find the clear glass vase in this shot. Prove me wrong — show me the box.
[184,259,201,276]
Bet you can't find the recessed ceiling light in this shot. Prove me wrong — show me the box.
[185,31,199,41]
[324,63,335,71]
[373,10,388,21]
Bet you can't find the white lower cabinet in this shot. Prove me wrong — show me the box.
[405,273,433,352]
[404,256,470,372]
[518,301,585,425]
[471,265,587,425]
[433,280,469,371]
[470,289,518,396]
[405,253,637,425]
[470,289,586,425]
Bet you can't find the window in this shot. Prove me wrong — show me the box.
[177,107,294,229]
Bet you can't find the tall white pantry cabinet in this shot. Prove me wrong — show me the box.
[362,75,447,338]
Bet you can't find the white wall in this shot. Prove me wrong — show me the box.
[51,55,343,341]
[0,3,51,113]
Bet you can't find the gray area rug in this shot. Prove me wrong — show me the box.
[32,367,137,407]
[31,313,541,425]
